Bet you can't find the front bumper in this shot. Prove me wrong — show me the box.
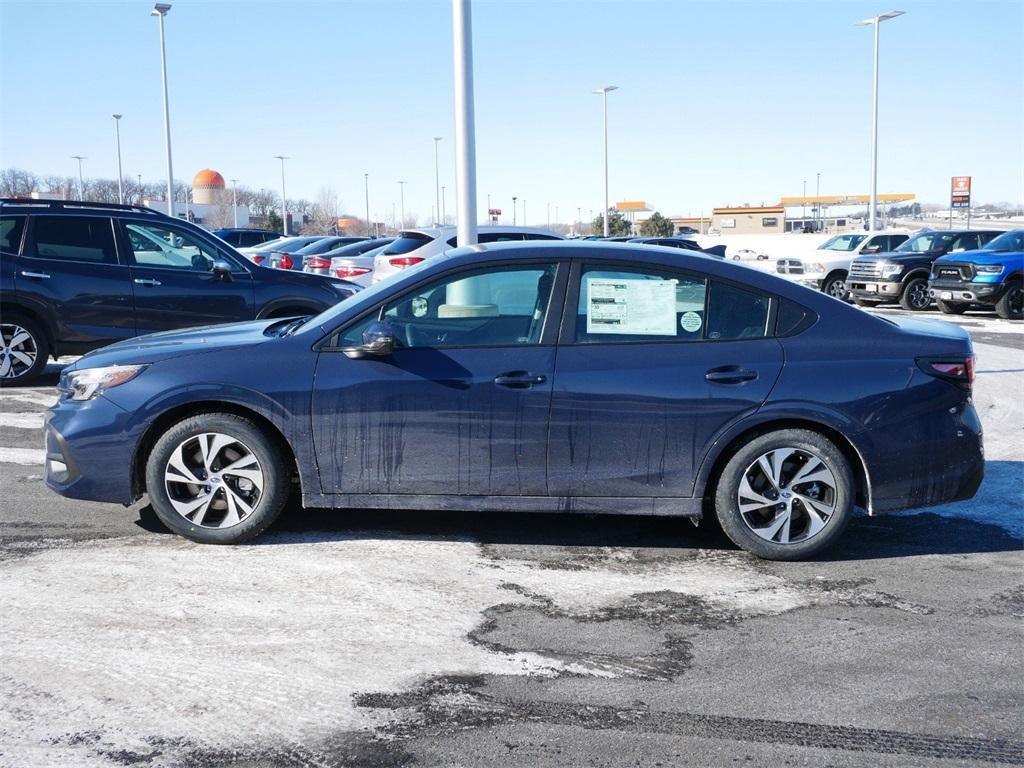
[44,394,145,505]
[849,278,901,300]
[928,278,1003,305]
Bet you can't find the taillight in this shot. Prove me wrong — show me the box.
[918,355,975,390]
[334,266,372,279]
[305,257,330,270]
[389,256,425,268]
[252,255,265,264]
[278,254,294,270]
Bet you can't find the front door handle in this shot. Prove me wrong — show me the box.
[19,270,51,279]
[494,371,547,388]
[133,278,162,287]
[705,366,758,384]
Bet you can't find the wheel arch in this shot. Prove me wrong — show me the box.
[697,417,871,515]
[900,267,932,285]
[132,400,300,501]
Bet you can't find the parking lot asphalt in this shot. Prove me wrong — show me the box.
[1,311,1021,767]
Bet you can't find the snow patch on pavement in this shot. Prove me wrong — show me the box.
[0,534,805,765]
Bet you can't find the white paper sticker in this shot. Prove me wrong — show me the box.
[586,277,677,335]
[680,311,702,333]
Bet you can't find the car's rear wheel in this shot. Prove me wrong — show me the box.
[853,298,881,308]
[0,313,50,387]
[899,276,931,311]
[936,299,968,315]
[822,274,849,302]
[995,280,1023,320]
[714,429,854,560]
[145,413,291,543]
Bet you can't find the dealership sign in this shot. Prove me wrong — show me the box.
[951,176,971,209]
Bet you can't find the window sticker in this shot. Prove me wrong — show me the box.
[586,277,677,335]
[680,311,702,333]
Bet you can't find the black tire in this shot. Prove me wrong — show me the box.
[0,311,50,386]
[854,298,881,308]
[936,299,968,315]
[822,273,849,302]
[995,280,1023,320]
[899,276,931,311]
[714,429,854,560]
[145,413,291,544]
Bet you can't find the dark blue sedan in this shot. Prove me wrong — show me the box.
[43,242,983,559]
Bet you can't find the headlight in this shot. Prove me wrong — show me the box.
[976,264,1004,274]
[879,263,903,278]
[805,263,827,273]
[59,365,146,401]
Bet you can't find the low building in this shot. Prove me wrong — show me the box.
[711,205,785,234]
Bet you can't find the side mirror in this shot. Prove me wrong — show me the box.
[862,244,881,254]
[343,321,396,359]
[211,260,234,281]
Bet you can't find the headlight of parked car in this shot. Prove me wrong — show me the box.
[59,365,147,401]
[975,264,1004,274]
[806,263,827,273]
[879,263,903,278]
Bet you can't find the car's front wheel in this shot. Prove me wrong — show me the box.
[822,274,849,302]
[0,313,50,387]
[899,276,931,311]
[714,429,854,560]
[995,280,1023,320]
[145,413,291,543]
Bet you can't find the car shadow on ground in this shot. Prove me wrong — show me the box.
[135,461,1023,561]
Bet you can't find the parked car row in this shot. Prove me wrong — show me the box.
[776,231,909,301]
[926,229,1024,319]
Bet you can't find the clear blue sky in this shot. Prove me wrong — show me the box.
[1,0,1021,224]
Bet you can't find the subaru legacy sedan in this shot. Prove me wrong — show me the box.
[44,242,983,560]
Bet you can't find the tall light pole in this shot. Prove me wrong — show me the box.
[856,10,904,232]
[71,156,86,200]
[151,3,175,218]
[364,173,371,236]
[433,136,442,226]
[112,115,124,204]
[441,185,446,224]
[815,172,821,232]
[452,0,478,245]
[593,85,618,236]
[274,155,288,235]
[512,196,518,225]
[546,202,551,227]
[230,178,239,227]
[397,180,406,229]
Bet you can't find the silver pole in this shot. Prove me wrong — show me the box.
[398,180,406,229]
[72,156,86,200]
[230,178,239,227]
[152,4,175,218]
[512,196,517,225]
[868,18,880,232]
[113,115,124,204]
[275,156,289,235]
[364,173,370,237]
[602,90,609,235]
[815,172,821,232]
[433,136,442,226]
[441,185,446,224]
[452,0,478,245]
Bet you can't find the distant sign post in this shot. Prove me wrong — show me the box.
[488,207,501,224]
[950,176,971,229]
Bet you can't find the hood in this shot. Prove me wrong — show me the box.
[69,319,281,370]
[861,249,941,264]
[934,248,1024,267]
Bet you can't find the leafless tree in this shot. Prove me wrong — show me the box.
[202,189,236,230]
[0,168,39,197]
[307,187,341,234]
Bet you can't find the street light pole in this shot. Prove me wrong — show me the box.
[151,3,175,218]
[71,156,86,200]
[815,172,821,232]
[433,136,442,226]
[452,0,478,245]
[593,85,618,236]
[856,11,904,233]
[441,185,446,224]
[112,115,124,204]
[364,173,371,237]
[512,196,517,225]
[230,178,239,227]
[274,155,288,235]
[398,180,406,229]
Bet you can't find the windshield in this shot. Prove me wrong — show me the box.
[983,230,1024,252]
[818,234,866,252]
[894,232,956,253]
[381,231,434,255]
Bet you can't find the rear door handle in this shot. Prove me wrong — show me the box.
[494,372,547,388]
[705,367,758,384]
[133,278,162,287]
[19,270,50,279]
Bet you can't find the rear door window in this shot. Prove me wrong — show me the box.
[0,215,25,255]
[29,216,118,264]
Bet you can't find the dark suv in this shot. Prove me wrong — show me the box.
[212,228,281,248]
[0,200,358,385]
[848,229,1001,311]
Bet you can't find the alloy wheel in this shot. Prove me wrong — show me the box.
[826,279,847,300]
[736,447,838,545]
[907,280,929,309]
[163,432,265,528]
[0,323,38,380]
[1009,286,1023,316]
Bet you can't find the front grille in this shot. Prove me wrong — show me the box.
[776,259,805,275]
[850,260,882,279]
[932,263,974,280]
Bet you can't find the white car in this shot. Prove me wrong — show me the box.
[775,231,909,300]
[371,225,564,283]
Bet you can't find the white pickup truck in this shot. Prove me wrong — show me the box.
[774,231,909,300]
